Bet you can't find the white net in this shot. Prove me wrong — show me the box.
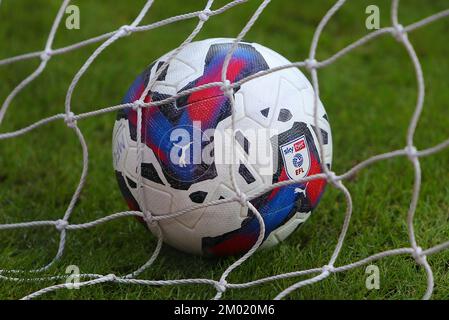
[1,0,449,300]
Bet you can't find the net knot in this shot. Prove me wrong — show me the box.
[143,211,157,226]
[392,24,408,42]
[305,58,318,71]
[198,9,211,22]
[235,190,248,206]
[64,112,77,128]
[40,49,52,62]
[322,264,335,275]
[55,219,68,231]
[215,280,227,293]
[405,145,418,160]
[118,25,134,37]
[326,171,339,184]
[412,246,427,266]
[132,99,145,110]
[105,273,117,281]
[220,80,233,96]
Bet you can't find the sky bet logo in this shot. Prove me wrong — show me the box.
[283,139,306,155]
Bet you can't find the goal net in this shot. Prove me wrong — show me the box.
[1,0,449,300]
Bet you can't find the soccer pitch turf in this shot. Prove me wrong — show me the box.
[0,0,449,299]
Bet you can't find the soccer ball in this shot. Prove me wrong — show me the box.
[112,38,332,256]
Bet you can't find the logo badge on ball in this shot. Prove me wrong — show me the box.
[280,136,310,180]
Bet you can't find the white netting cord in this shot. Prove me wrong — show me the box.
[0,0,69,124]
[0,0,448,300]
[209,0,272,299]
[276,1,352,298]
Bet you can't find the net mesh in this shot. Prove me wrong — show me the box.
[1,0,449,300]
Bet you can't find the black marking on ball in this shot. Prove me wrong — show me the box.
[115,171,141,211]
[129,123,137,141]
[235,130,250,154]
[278,108,292,122]
[311,125,329,145]
[141,163,164,185]
[239,162,256,184]
[260,107,270,118]
[116,108,128,120]
[189,191,208,203]
[126,176,137,189]
[155,61,168,81]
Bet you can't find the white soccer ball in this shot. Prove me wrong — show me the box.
[112,38,332,256]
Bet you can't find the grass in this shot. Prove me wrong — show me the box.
[0,0,449,300]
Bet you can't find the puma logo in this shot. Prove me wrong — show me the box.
[294,187,306,197]
[173,141,193,167]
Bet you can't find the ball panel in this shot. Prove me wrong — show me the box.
[260,211,311,249]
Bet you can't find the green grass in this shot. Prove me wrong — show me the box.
[1,0,449,300]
